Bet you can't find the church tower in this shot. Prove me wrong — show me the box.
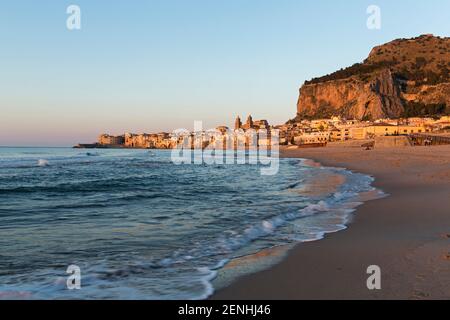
[246,115,254,129]
[234,115,242,130]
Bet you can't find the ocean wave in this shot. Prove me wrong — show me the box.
[0,148,383,300]
[37,159,49,167]
[0,153,171,170]
[0,174,163,194]
[146,167,380,299]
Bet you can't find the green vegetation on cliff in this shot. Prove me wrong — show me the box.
[296,34,450,120]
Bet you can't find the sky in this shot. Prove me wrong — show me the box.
[0,0,449,146]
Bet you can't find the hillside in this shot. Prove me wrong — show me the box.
[296,34,450,120]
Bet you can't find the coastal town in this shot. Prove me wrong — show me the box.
[75,34,450,150]
[3,0,450,302]
[75,114,450,149]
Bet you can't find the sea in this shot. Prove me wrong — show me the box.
[0,147,382,299]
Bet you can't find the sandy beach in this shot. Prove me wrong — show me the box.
[212,144,450,300]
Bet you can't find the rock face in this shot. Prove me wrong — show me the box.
[296,34,450,120]
[298,69,404,120]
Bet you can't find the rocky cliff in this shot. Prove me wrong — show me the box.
[296,34,450,120]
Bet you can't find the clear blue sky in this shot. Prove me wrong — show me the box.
[0,0,449,146]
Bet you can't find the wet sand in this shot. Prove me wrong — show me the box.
[212,144,450,300]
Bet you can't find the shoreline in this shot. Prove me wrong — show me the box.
[212,145,450,299]
[211,159,382,295]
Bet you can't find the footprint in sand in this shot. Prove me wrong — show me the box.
[415,274,426,280]
[411,290,430,299]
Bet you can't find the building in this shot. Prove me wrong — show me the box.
[293,132,330,145]
[350,127,367,140]
[240,115,270,131]
[364,124,429,137]
[98,134,125,146]
[123,132,174,148]
[234,116,242,130]
[438,116,450,123]
[253,120,269,130]
[329,129,343,142]
[310,119,329,130]
[216,126,229,134]
[242,115,254,130]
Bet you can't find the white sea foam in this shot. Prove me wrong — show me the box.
[0,149,386,300]
[37,159,49,167]
[206,164,385,299]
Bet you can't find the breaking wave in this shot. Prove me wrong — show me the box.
[0,147,383,299]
